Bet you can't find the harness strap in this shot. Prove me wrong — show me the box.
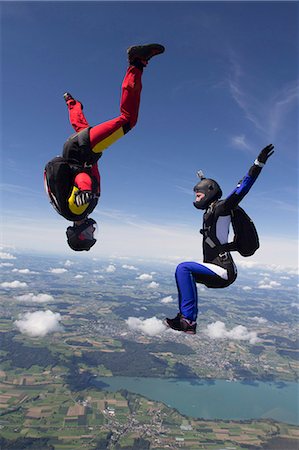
[205,236,237,253]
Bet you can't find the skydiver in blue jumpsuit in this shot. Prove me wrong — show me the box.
[165,144,274,334]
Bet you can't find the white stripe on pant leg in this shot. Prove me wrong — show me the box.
[197,262,229,280]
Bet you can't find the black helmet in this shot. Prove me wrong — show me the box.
[193,176,222,210]
[66,218,97,251]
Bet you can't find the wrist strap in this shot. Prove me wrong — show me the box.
[254,159,265,167]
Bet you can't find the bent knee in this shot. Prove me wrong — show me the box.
[175,262,191,275]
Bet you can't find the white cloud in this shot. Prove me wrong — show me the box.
[252,316,267,324]
[122,285,135,289]
[258,279,281,289]
[1,280,28,288]
[64,260,74,267]
[49,268,68,274]
[235,258,298,276]
[161,295,174,304]
[106,264,116,273]
[126,316,166,336]
[242,286,252,291]
[205,321,259,344]
[122,264,138,271]
[12,268,38,274]
[291,303,299,309]
[14,310,62,337]
[136,273,153,281]
[74,274,83,279]
[147,281,159,289]
[0,252,16,260]
[0,262,14,267]
[15,293,54,303]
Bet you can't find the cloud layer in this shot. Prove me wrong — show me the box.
[1,280,28,288]
[49,268,68,274]
[0,252,16,260]
[12,268,38,274]
[258,279,281,289]
[15,293,54,303]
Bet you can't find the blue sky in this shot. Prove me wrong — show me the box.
[1,1,298,268]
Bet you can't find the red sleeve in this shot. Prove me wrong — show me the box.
[91,164,101,195]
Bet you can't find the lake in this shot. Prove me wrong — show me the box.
[94,376,299,425]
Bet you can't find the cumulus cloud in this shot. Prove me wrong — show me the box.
[252,316,267,324]
[0,252,16,260]
[12,268,38,274]
[64,260,74,267]
[49,268,68,274]
[126,316,166,336]
[15,293,54,303]
[242,286,252,291]
[122,264,138,271]
[136,273,153,281]
[74,274,83,279]
[205,321,259,344]
[14,310,62,337]
[0,262,14,267]
[161,295,174,304]
[147,281,159,289]
[258,279,281,289]
[1,280,28,288]
[106,264,116,273]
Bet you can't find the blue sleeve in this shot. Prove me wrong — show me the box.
[220,164,262,212]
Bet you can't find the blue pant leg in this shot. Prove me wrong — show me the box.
[175,262,221,322]
[175,262,199,322]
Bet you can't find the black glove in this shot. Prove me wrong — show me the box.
[74,190,94,207]
[257,144,274,165]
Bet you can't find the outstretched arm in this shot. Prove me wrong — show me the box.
[221,144,274,212]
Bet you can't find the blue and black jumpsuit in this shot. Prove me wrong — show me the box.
[176,161,263,322]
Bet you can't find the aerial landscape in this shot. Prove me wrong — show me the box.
[1,1,298,449]
[0,250,298,449]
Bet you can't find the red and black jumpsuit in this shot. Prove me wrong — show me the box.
[63,65,142,219]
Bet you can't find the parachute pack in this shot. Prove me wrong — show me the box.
[221,206,260,257]
[44,156,80,220]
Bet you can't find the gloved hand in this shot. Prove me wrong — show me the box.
[74,190,94,207]
[257,144,274,164]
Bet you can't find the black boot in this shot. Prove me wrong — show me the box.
[165,313,197,334]
[127,43,165,68]
[63,92,74,102]
[63,92,83,109]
